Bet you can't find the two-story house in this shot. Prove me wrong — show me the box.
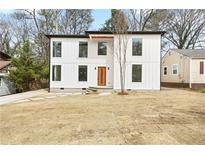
[46,31,165,92]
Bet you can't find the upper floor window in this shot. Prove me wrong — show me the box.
[132,64,142,82]
[53,41,61,57]
[52,65,61,81]
[200,61,204,74]
[79,65,87,81]
[132,38,142,56]
[98,42,107,55]
[172,64,178,75]
[79,42,88,58]
[163,66,168,75]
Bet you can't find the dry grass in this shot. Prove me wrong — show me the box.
[0,88,205,144]
[200,88,205,93]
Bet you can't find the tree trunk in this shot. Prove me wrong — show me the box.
[119,63,125,93]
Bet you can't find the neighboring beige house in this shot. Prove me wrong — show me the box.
[161,49,205,89]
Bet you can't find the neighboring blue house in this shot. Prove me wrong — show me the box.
[0,51,15,96]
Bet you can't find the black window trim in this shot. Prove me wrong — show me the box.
[52,41,62,57]
[52,65,61,81]
[79,41,88,58]
[132,38,142,56]
[132,64,142,82]
[98,42,107,56]
[78,65,88,82]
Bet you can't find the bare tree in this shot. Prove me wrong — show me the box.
[38,9,62,34]
[0,9,94,91]
[13,10,61,63]
[0,17,10,52]
[163,9,205,49]
[0,9,94,61]
[147,10,171,31]
[0,14,15,55]
[127,9,205,51]
[112,10,129,94]
[128,9,154,31]
[61,9,93,34]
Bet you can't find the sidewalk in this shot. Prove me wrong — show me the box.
[0,89,48,105]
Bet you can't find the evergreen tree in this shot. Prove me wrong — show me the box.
[100,9,120,31]
[7,41,48,92]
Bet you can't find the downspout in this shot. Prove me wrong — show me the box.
[160,35,162,90]
[48,37,51,92]
[159,32,166,90]
[189,58,192,89]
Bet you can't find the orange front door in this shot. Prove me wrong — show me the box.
[98,67,106,86]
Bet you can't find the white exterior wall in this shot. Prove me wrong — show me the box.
[50,38,113,89]
[190,59,205,84]
[113,34,161,90]
[50,34,161,90]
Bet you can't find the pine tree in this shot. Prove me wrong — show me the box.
[7,41,48,92]
[100,9,120,31]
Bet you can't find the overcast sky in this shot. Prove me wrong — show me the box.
[0,9,111,30]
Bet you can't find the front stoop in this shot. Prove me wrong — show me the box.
[85,87,98,94]
[84,86,113,94]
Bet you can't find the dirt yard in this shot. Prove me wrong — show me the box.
[0,88,205,144]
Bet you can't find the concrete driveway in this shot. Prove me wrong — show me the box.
[0,89,48,105]
[0,89,113,105]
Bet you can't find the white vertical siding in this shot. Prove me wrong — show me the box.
[50,34,161,90]
[50,38,113,89]
[113,35,161,90]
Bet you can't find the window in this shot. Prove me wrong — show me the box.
[79,42,88,57]
[0,77,2,87]
[98,42,107,55]
[163,66,168,75]
[53,41,61,57]
[79,65,87,81]
[200,61,204,74]
[132,38,142,56]
[132,64,142,82]
[172,64,178,75]
[52,65,61,81]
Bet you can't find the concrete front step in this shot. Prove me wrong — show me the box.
[85,87,98,95]
[87,87,98,92]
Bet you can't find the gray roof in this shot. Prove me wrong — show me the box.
[172,49,205,59]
